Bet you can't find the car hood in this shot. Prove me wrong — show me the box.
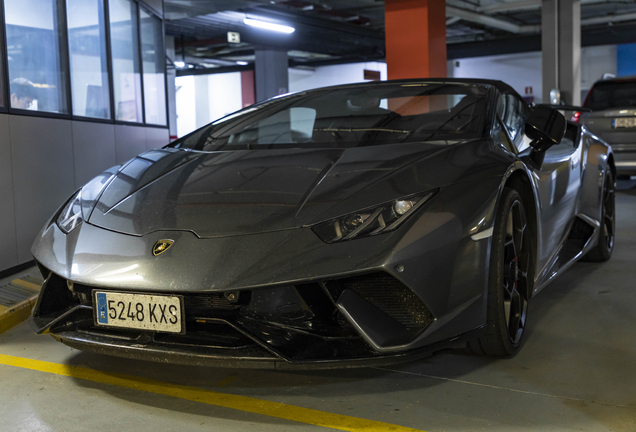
[85,142,480,238]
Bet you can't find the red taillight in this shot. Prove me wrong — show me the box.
[572,111,582,123]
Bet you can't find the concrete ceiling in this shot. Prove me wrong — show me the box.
[164,0,636,73]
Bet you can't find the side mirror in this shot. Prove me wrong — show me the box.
[525,104,567,152]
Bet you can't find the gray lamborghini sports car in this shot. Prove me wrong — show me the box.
[30,79,615,369]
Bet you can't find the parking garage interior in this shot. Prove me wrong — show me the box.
[1,0,636,431]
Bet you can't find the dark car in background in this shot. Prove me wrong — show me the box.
[30,79,614,369]
[576,76,636,177]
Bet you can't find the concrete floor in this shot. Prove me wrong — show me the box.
[1,182,636,431]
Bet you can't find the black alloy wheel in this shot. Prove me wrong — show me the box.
[501,199,530,345]
[466,188,532,356]
[585,168,615,262]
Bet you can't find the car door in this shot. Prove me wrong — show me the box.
[497,93,581,280]
[531,125,581,270]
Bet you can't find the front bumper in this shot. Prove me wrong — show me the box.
[30,270,484,369]
[30,179,501,367]
[31,261,484,368]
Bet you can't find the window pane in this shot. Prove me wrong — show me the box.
[109,0,142,122]
[140,9,166,125]
[142,0,163,15]
[586,81,636,110]
[5,0,68,113]
[67,0,110,118]
[172,84,487,151]
[500,94,529,152]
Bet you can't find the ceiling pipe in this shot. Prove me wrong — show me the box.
[447,1,635,32]
[446,5,540,34]
[479,0,541,13]
[446,16,461,26]
[479,0,615,14]
[582,11,636,26]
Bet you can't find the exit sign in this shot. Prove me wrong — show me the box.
[227,32,241,43]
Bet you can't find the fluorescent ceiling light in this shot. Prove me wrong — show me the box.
[174,61,185,68]
[236,61,249,66]
[244,18,295,34]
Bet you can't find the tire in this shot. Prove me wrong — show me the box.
[585,169,615,262]
[465,188,532,357]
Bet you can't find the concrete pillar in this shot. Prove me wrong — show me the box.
[542,0,581,105]
[254,48,288,102]
[165,36,178,140]
[384,0,447,80]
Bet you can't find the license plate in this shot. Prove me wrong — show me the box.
[93,291,184,334]
[613,117,636,128]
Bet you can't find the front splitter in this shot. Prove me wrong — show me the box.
[50,326,486,370]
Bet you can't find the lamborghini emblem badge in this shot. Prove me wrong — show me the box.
[152,240,174,256]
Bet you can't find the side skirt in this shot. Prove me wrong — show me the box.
[533,214,599,295]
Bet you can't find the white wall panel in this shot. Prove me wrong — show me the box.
[581,45,617,96]
[175,75,196,138]
[208,72,243,123]
[72,121,117,187]
[10,116,75,263]
[448,45,618,104]
[450,52,543,102]
[115,124,147,164]
[175,73,243,138]
[0,114,19,270]
[194,75,210,130]
[289,62,387,93]
[145,127,169,152]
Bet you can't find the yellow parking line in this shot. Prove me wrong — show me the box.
[0,274,41,333]
[0,297,38,334]
[11,279,41,291]
[0,354,424,432]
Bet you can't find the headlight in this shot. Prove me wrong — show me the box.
[312,190,437,243]
[56,191,83,234]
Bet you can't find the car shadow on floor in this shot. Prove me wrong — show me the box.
[616,177,636,195]
[59,188,636,427]
[61,246,605,395]
[63,260,599,399]
[59,260,633,431]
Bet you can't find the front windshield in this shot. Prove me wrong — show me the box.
[170,83,488,151]
[585,80,636,110]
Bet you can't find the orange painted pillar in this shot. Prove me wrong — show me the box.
[385,0,447,80]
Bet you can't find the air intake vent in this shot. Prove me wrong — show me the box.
[568,217,595,243]
[184,293,239,311]
[325,272,434,330]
